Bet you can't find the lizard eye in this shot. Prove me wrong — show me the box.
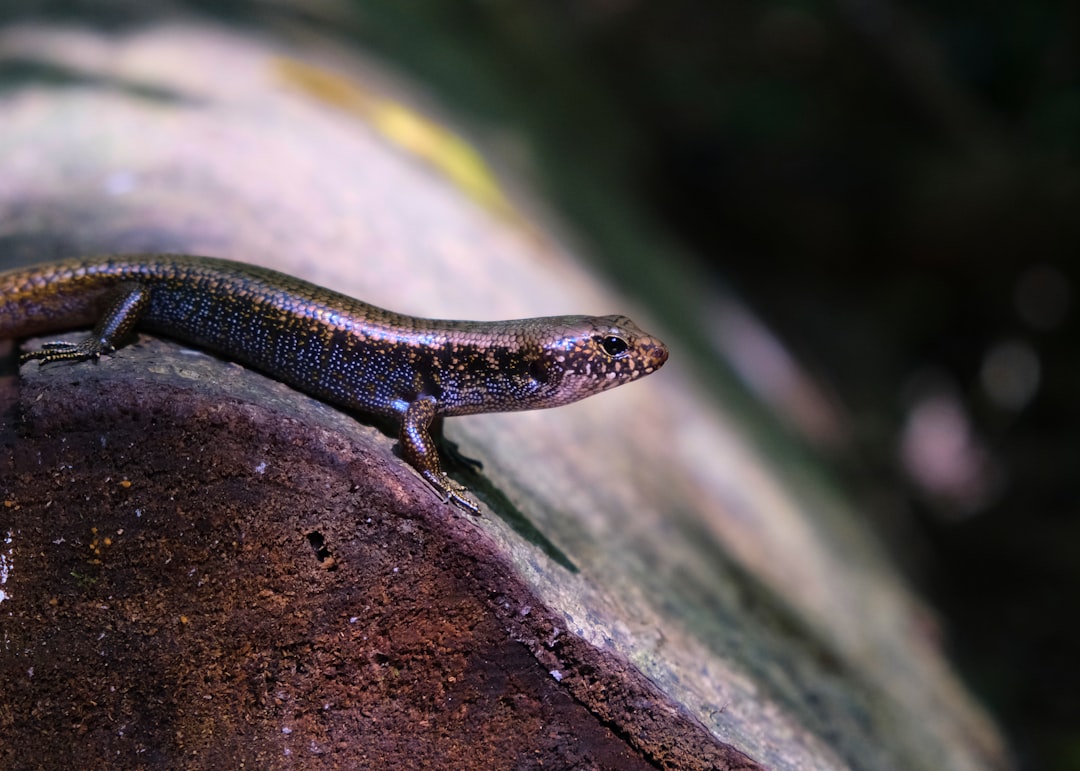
[598,335,629,358]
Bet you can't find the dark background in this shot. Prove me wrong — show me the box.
[7,1,1078,768]
[341,4,1080,768]
[337,5,1077,766]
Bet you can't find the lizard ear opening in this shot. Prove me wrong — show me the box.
[529,357,552,385]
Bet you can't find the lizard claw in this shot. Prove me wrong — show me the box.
[20,338,108,365]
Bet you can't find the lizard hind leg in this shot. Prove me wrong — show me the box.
[20,282,150,365]
[20,339,110,365]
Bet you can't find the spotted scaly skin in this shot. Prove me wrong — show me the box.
[0,255,669,512]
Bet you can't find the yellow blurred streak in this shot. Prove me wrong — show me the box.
[275,58,521,226]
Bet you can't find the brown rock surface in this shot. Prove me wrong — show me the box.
[0,338,754,769]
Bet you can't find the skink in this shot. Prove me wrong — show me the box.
[0,255,669,512]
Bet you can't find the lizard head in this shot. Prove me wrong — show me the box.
[527,314,668,408]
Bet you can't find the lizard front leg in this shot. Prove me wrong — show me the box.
[400,395,481,514]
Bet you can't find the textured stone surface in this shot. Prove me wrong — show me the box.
[0,338,757,770]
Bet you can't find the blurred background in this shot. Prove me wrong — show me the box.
[3,1,1077,768]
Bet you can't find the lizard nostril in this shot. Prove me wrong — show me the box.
[650,341,669,367]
